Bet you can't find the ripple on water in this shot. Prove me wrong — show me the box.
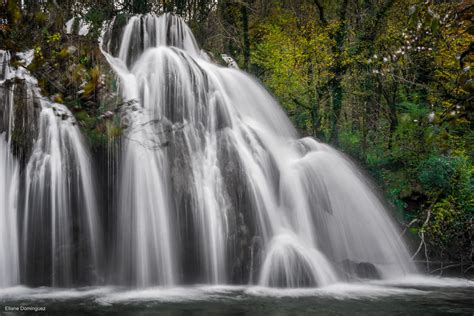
[0,277,472,306]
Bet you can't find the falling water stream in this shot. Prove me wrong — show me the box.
[0,50,103,287]
[0,51,20,287]
[100,13,415,287]
[0,13,472,316]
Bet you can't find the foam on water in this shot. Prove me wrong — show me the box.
[96,285,248,305]
[0,286,114,300]
[244,284,427,299]
[371,275,474,288]
[4,276,472,304]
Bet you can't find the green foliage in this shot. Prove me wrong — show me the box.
[251,5,336,136]
[425,196,472,262]
[75,110,96,128]
[417,155,470,195]
[84,8,108,37]
[46,32,61,43]
[339,131,362,159]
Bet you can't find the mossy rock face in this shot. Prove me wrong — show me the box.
[0,81,14,134]
[10,80,40,166]
[0,79,39,166]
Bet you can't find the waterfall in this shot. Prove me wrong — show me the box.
[0,14,416,290]
[0,134,19,287]
[0,50,103,287]
[101,14,416,287]
[0,51,20,287]
[22,101,104,286]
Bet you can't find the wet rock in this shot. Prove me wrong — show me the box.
[341,259,381,279]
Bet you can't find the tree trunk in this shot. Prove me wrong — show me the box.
[329,0,349,145]
[241,2,250,70]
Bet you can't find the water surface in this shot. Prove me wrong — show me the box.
[1,276,472,315]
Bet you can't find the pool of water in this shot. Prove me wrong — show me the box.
[1,276,473,315]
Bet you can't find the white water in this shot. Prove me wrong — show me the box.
[0,13,470,295]
[0,276,472,303]
[22,101,103,286]
[0,14,418,289]
[0,134,19,287]
[0,51,20,287]
[100,14,416,287]
[0,50,103,287]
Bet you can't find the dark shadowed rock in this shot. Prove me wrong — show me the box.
[341,259,381,280]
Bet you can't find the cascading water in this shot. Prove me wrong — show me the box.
[100,13,416,287]
[0,50,103,287]
[0,51,20,287]
[1,12,473,316]
[0,133,20,288]
[0,14,416,290]
[22,101,104,286]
